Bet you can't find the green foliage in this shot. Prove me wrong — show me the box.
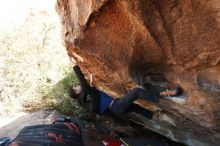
[0,9,87,117]
[0,10,71,115]
[41,70,88,116]
[45,69,78,99]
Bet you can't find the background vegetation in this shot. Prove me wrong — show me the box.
[0,1,84,117]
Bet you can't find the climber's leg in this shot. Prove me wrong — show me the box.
[110,88,159,115]
[124,103,154,119]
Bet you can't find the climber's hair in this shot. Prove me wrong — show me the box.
[70,84,81,99]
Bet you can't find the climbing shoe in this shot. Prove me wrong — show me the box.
[159,87,182,97]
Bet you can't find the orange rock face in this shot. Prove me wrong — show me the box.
[56,0,220,145]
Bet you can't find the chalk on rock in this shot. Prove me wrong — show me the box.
[164,96,186,104]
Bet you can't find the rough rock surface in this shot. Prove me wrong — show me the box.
[56,0,220,145]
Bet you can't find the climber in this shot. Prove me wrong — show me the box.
[70,58,182,119]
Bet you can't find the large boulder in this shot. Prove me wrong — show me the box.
[56,0,220,145]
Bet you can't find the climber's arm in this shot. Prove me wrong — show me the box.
[72,65,91,106]
[88,87,100,113]
[69,56,90,95]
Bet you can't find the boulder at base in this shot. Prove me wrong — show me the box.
[56,0,220,145]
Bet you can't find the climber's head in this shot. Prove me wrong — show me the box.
[71,84,81,99]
